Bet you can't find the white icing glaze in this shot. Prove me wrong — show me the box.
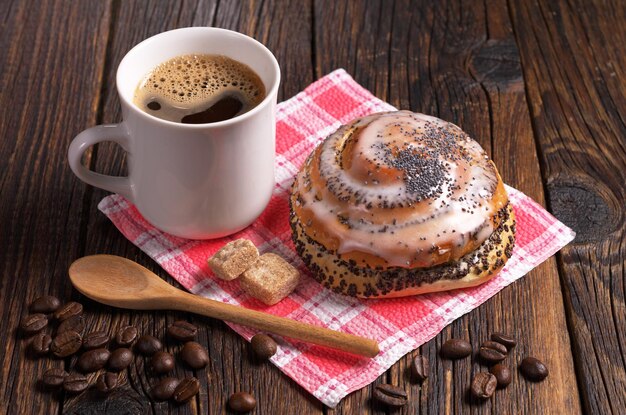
[294,111,504,268]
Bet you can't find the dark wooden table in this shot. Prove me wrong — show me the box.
[1,0,624,413]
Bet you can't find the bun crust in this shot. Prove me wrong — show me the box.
[289,111,515,298]
[291,202,515,298]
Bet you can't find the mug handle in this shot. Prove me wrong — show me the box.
[68,124,133,201]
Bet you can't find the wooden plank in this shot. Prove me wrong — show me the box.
[63,1,217,413]
[315,0,581,413]
[398,1,581,412]
[0,0,112,414]
[64,2,219,414]
[68,1,319,414]
[508,0,626,414]
[214,0,314,101]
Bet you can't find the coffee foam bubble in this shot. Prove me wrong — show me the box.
[135,54,265,108]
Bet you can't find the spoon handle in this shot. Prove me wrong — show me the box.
[169,291,380,357]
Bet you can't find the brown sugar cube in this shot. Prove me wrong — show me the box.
[241,253,300,305]
[208,239,259,281]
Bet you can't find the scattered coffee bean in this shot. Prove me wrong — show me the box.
[520,357,548,381]
[479,340,508,364]
[31,333,53,356]
[180,341,209,369]
[63,373,89,394]
[51,330,82,357]
[77,348,111,373]
[490,364,512,388]
[372,384,408,407]
[167,320,198,342]
[96,372,119,394]
[54,302,83,322]
[440,339,472,359]
[115,325,138,347]
[57,315,85,336]
[16,293,552,405]
[173,377,200,403]
[250,333,277,360]
[42,368,68,388]
[470,372,497,399]
[30,295,61,314]
[82,331,110,350]
[108,348,133,372]
[151,377,181,401]
[20,313,48,335]
[151,351,175,374]
[228,392,257,413]
[135,335,162,356]
[491,332,516,350]
[411,355,429,382]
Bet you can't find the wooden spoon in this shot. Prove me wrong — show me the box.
[69,255,380,357]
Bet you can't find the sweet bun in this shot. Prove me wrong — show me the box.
[289,111,515,298]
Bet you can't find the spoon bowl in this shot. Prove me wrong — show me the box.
[69,255,175,309]
[68,255,380,357]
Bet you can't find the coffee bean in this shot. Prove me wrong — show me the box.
[42,368,68,388]
[167,320,198,342]
[180,341,209,369]
[479,340,508,364]
[54,302,83,322]
[440,339,472,359]
[31,333,53,356]
[20,313,48,335]
[372,384,408,407]
[228,392,257,413]
[250,333,277,360]
[95,372,119,394]
[82,331,110,350]
[135,335,162,356]
[108,348,133,371]
[115,325,138,347]
[490,364,512,388]
[30,295,61,314]
[520,357,549,381]
[64,373,89,394]
[173,377,200,403]
[57,315,85,336]
[491,332,516,350]
[51,330,82,357]
[151,377,180,401]
[151,351,175,374]
[470,372,497,399]
[411,355,429,382]
[77,348,111,373]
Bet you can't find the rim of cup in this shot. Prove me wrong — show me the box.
[116,27,281,129]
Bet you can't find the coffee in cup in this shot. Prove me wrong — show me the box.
[133,54,266,124]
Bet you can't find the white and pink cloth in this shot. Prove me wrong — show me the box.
[99,69,575,407]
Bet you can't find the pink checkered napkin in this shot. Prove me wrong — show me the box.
[98,69,575,408]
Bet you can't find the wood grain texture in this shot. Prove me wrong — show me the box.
[1,0,623,413]
[65,3,220,413]
[509,0,626,414]
[315,0,581,413]
[0,0,111,414]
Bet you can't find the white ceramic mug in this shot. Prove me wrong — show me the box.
[68,27,280,239]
